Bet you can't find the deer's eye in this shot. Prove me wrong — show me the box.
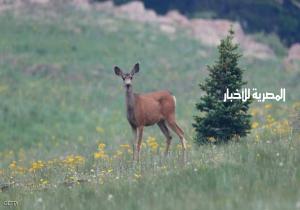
[130,76,133,79]
[122,78,125,80]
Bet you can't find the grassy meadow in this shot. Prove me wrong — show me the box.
[0,2,300,210]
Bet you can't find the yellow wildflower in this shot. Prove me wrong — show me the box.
[29,160,45,172]
[293,102,300,110]
[250,108,259,116]
[96,126,104,134]
[266,115,275,123]
[264,104,272,109]
[146,136,157,145]
[75,155,85,164]
[98,143,106,150]
[116,150,123,156]
[120,144,134,154]
[62,155,85,166]
[9,161,17,170]
[94,150,108,159]
[134,173,142,179]
[120,144,130,149]
[149,142,159,151]
[146,136,159,151]
[251,122,259,129]
[176,144,182,150]
[40,179,48,185]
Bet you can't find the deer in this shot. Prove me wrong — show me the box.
[114,63,187,161]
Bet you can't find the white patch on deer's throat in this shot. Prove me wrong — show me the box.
[124,78,131,85]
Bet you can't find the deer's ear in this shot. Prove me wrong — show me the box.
[114,66,123,77]
[131,63,139,75]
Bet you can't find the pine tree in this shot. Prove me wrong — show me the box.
[193,29,252,144]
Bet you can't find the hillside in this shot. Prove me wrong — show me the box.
[0,0,298,151]
[105,0,300,46]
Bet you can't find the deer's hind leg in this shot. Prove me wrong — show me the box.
[157,120,172,155]
[166,116,187,151]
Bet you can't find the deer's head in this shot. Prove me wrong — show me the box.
[114,63,139,89]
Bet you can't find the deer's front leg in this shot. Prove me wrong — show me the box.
[131,126,137,161]
[136,126,144,162]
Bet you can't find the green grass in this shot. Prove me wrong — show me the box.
[0,2,299,210]
[1,138,300,210]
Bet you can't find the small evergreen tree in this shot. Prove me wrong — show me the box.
[193,29,252,144]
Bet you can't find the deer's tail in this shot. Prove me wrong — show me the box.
[171,95,184,135]
[172,95,177,107]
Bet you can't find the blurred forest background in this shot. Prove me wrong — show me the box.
[98,0,300,46]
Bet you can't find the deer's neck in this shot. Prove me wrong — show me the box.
[125,86,136,126]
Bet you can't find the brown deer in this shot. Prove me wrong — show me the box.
[114,63,187,161]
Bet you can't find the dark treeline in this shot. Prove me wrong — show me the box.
[96,0,300,46]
